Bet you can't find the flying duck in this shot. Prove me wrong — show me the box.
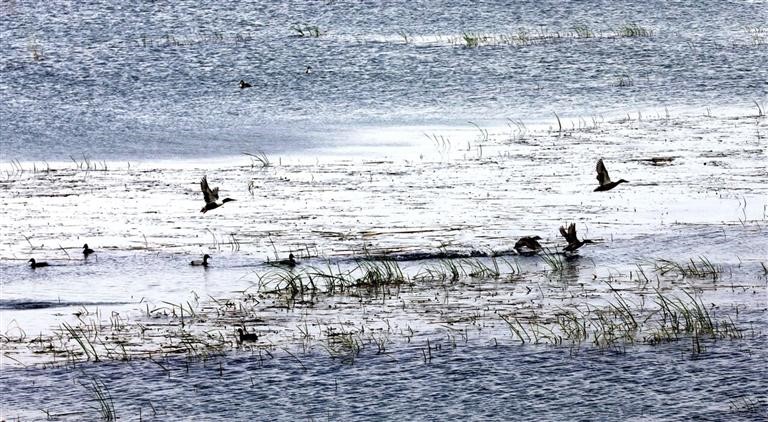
[559,223,594,252]
[28,258,49,268]
[239,80,252,89]
[83,244,95,258]
[237,328,259,343]
[200,176,236,213]
[594,158,628,192]
[190,254,211,267]
[514,236,542,255]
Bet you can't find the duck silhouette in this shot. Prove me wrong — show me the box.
[272,253,297,268]
[83,244,95,258]
[239,80,252,89]
[559,223,594,252]
[237,328,259,343]
[200,176,236,213]
[514,236,542,255]
[594,159,628,192]
[28,258,49,268]
[190,254,211,267]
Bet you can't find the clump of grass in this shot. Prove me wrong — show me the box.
[539,248,564,273]
[615,73,634,87]
[243,151,270,168]
[616,23,653,37]
[81,376,116,421]
[745,26,767,46]
[290,24,322,37]
[501,287,743,354]
[573,24,594,38]
[654,257,722,280]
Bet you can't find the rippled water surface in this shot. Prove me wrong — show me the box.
[2,1,768,421]
[1,0,766,159]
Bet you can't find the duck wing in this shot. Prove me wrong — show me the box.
[596,159,612,186]
[200,176,220,204]
[568,223,578,242]
[559,225,572,243]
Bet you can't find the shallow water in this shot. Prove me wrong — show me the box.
[2,1,768,420]
[2,337,767,421]
[1,1,766,159]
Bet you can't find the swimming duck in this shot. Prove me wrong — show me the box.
[83,244,94,258]
[239,80,252,89]
[272,253,297,267]
[190,254,211,267]
[559,223,594,252]
[514,236,542,255]
[305,66,312,74]
[200,176,236,213]
[28,258,49,268]
[237,328,259,343]
[594,158,628,192]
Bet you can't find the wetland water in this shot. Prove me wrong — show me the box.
[1,1,768,420]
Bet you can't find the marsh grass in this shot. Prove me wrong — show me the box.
[243,151,271,168]
[539,248,564,272]
[290,24,322,37]
[501,288,744,353]
[654,257,722,280]
[616,23,653,38]
[81,376,116,421]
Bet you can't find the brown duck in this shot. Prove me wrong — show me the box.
[200,176,236,213]
[559,223,594,252]
[514,236,542,255]
[594,159,628,192]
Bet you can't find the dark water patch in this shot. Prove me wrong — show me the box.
[1,337,766,421]
[0,299,132,310]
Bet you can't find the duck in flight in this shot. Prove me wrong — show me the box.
[239,80,252,89]
[594,158,628,192]
[200,176,236,213]
[28,258,49,268]
[190,254,211,267]
[559,223,594,252]
[83,244,95,258]
[514,236,542,255]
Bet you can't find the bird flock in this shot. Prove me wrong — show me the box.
[24,157,627,343]
[26,158,627,269]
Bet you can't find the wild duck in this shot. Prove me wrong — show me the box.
[305,66,312,74]
[272,253,297,267]
[190,254,211,267]
[200,176,236,213]
[514,236,542,255]
[559,223,594,252]
[83,244,95,258]
[594,158,628,192]
[239,80,252,89]
[28,258,49,268]
[237,328,259,343]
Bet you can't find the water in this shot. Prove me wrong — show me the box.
[1,1,766,160]
[2,338,767,420]
[2,1,768,420]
